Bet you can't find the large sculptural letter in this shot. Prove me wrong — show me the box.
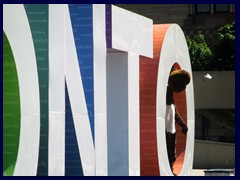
[105,5,152,176]
[140,24,194,176]
[3,4,41,176]
[49,4,95,176]
[156,24,195,176]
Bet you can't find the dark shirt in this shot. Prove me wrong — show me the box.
[166,85,174,105]
[166,85,187,128]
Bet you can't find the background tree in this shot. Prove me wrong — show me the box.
[186,32,213,71]
[186,22,235,71]
[213,22,235,70]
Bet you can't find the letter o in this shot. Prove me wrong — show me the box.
[3,4,41,176]
[156,24,195,176]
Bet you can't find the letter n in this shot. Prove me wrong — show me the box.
[49,4,95,176]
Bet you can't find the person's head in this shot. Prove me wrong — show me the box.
[168,67,191,93]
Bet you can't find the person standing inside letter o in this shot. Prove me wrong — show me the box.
[165,66,190,176]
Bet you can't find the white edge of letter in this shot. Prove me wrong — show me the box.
[49,4,66,176]
[93,4,108,176]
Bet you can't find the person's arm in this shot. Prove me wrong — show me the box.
[175,106,188,135]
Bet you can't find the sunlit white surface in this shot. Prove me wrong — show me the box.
[111,5,153,58]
